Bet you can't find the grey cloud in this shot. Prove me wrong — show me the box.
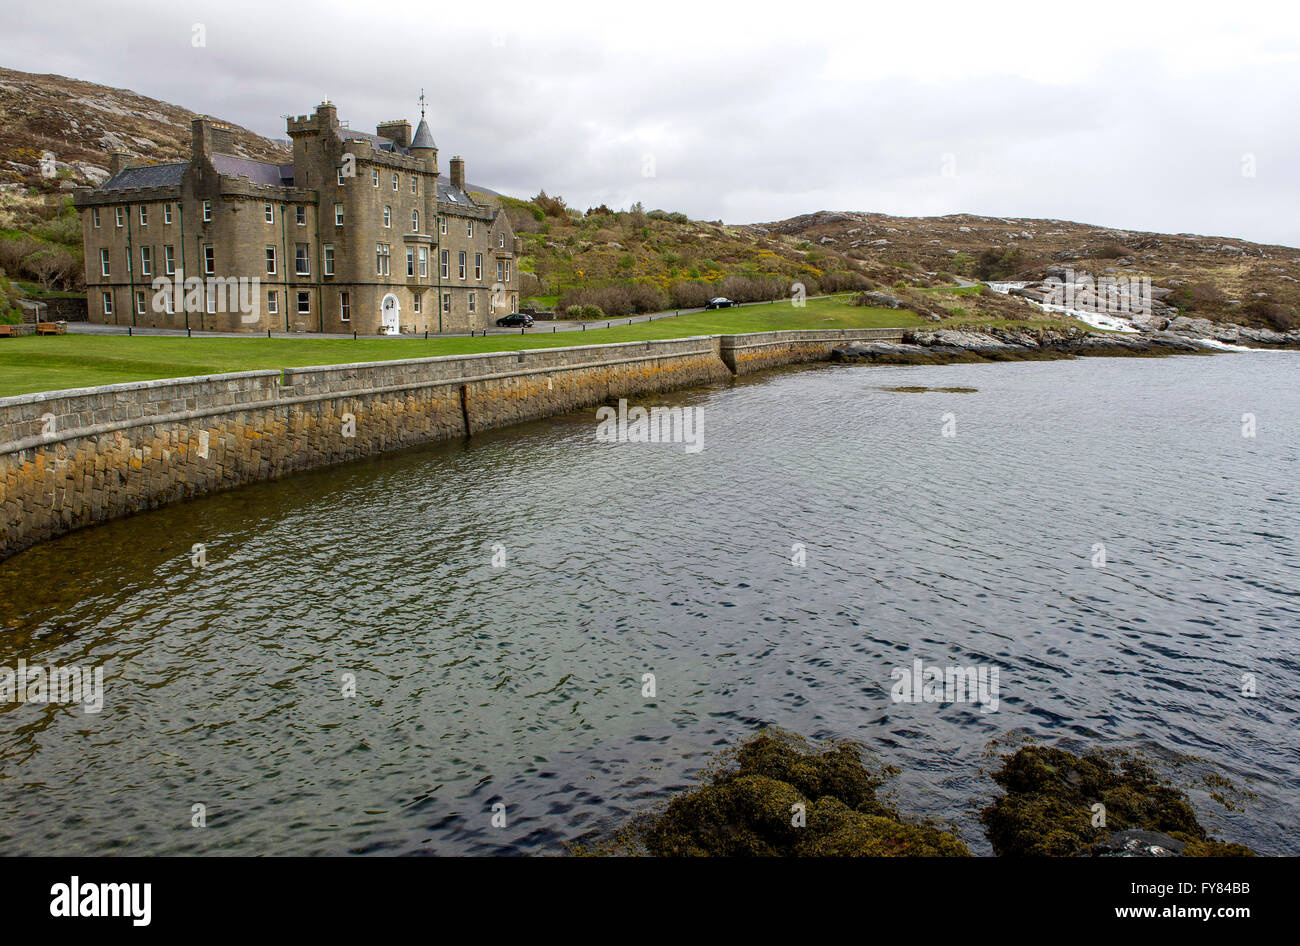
[1,2,1295,245]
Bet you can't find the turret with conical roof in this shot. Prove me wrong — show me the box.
[410,90,438,173]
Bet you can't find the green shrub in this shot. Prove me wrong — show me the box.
[1242,299,1295,331]
[1169,281,1225,312]
[647,210,688,224]
[973,247,1027,281]
[668,279,713,309]
[532,190,567,217]
[0,272,23,324]
[559,281,667,317]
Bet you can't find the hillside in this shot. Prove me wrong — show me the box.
[1,65,1297,333]
[0,65,288,188]
[748,210,1300,328]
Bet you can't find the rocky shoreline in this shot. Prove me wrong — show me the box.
[831,323,1300,365]
[575,730,1257,857]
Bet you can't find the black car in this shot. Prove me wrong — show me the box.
[496,313,535,328]
[705,297,735,309]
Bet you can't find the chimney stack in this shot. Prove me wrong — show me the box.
[450,155,465,191]
[109,150,132,177]
[191,117,236,159]
[376,120,412,149]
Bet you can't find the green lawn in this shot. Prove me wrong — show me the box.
[0,296,924,398]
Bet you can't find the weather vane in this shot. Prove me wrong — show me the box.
[419,88,426,119]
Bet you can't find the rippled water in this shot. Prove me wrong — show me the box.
[1,352,1297,855]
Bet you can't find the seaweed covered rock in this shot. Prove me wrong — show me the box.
[636,729,970,857]
[644,774,809,856]
[980,745,1254,857]
[797,798,972,857]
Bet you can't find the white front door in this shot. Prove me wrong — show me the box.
[381,294,401,335]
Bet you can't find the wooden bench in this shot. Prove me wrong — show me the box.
[35,321,66,335]
[0,324,14,337]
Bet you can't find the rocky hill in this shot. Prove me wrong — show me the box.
[0,65,287,190]
[1,65,1296,333]
[745,210,1300,329]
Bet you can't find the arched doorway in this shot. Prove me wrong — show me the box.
[380,293,401,335]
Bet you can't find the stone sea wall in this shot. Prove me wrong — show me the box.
[0,334,757,560]
[719,327,908,374]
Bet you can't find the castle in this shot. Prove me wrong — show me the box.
[73,100,518,334]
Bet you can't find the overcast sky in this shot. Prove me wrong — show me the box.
[4,0,1298,245]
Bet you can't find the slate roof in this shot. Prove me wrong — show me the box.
[339,129,408,155]
[97,152,493,202]
[211,153,293,186]
[436,178,474,205]
[411,117,436,150]
[101,162,186,190]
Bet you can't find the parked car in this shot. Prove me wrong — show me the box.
[496,313,534,328]
[705,297,735,309]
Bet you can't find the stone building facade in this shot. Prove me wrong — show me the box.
[73,102,519,334]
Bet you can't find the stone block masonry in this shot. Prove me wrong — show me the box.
[718,327,910,374]
[0,328,905,560]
